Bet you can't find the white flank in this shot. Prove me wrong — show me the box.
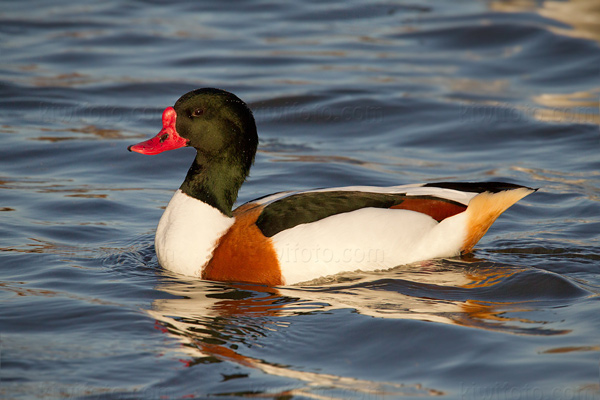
[272,208,468,285]
[155,190,234,277]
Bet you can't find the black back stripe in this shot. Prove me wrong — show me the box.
[255,191,464,237]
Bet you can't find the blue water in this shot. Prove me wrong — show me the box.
[1,1,599,399]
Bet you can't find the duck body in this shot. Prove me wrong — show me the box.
[129,88,535,286]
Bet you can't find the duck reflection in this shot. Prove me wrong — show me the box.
[148,280,447,397]
[148,259,573,397]
[280,259,573,335]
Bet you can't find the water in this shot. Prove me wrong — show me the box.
[1,1,599,399]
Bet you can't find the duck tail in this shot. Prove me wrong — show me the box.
[461,186,536,253]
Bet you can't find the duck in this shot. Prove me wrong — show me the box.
[128,88,535,286]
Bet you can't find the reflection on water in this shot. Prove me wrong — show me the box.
[149,281,445,397]
[492,0,600,43]
[148,259,585,397]
[530,91,600,124]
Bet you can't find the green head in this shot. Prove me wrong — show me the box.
[129,88,259,215]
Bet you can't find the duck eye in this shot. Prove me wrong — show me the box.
[191,108,204,117]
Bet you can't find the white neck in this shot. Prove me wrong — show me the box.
[155,190,234,277]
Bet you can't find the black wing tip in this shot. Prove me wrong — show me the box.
[423,181,537,194]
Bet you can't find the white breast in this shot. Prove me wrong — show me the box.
[155,190,234,277]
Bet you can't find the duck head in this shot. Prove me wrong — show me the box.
[129,88,257,169]
[129,88,259,216]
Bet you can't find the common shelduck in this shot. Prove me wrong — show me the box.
[129,88,535,286]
